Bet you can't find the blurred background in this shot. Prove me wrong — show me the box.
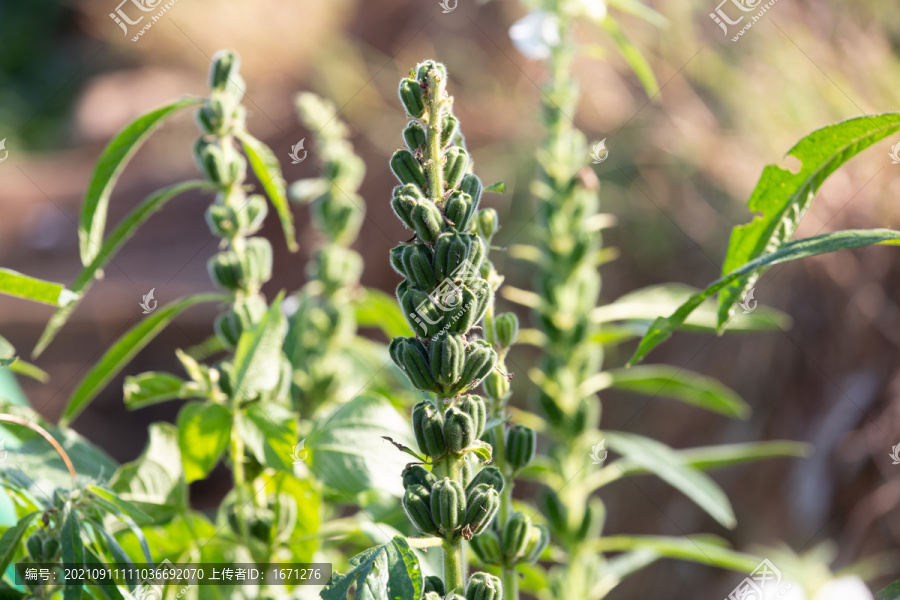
[1,0,899,597]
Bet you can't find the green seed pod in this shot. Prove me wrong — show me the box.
[391,190,418,230]
[240,237,273,288]
[25,534,43,561]
[195,104,218,135]
[458,395,487,439]
[463,483,500,536]
[403,483,439,536]
[402,464,436,491]
[444,191,476,232]
[502,512,529,561]
[210,49,241,90]
[506,424,536,471]
[444,146,470,190]
[430,333,465,389]
[494,313,519,348]
[575,498,605,542]
[424,575,445,596]
[389,245,406,276]
[398,78,425,118]
[391,149,427,190]
[213,294,267,348]
[41,538,60,560]
[444,407,476,453]
[446,285,480,334]
[470,529,502,564]
[441,114,460,148]
[206,195,267,239]
[455,340,497,394]
[466,466,504,495]
[469,279,493,326]
[434,233,483,281]
[483,369,510,402]
[398,282,444,338]
[544,490,568,535]
[193,138,227,184]
[522,523,550,563]
[412,401,447,458]
[309,245,363,292]
[431,477,466,533]
[476,208,500,241]
[401,244,437,290]
[208,250,244,291]
[460,454,478,488]
[391,337,438,392]
[460,174,483,205]
[416,61,447,86]
[403,121,427,152]
[411,200,444,242]
[466,572,502,600]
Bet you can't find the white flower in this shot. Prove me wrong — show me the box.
[509,11,561,60]
[814,576,873,600]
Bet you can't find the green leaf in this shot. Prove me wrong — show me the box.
[717,113,900,328]
[592,535,761,573]
[232,293,287,398]
[123,372,190,409]
[79,97,204,267]
[601,365,751,419]
[82,488,152,565]
[354,288,413,339]
[177,402,232,482]
[877,578,900,600]
[237,403,296,470]
[320,537,423,600]
[307,394,416,498]
[7,360,49,383]
[671,441,811,471]
[629,229,900,365]
[0,268,74,307]
[604,431,736,528]
[90,524,138,587]
[238,132,299,252]
[600,17,659,97]
[61,293,225,425]
[484,181,507,193]
[462,440,493,463]
[594,283,791,333]
[0,512,37,574]
[60,509,85,600]
[607,0,668,27]
[35,180,211,357]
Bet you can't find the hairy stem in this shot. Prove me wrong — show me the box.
[426,72,446,200]
[442,537,465,594]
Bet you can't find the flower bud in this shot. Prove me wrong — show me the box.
[402,464,437,491]
[494,313,519,348]
[506,424,536,471]
[403,483,438,536]
[444,146,469,190]
[466,572,502,600]
[444,191,476,232]
[403,121,427,151]
[501,512,529,561]
[458,395,487,439]
[463,483,500,536]
[411,201,444,242]
[391,149,427,190]
[431,477,466,533]
[390,337,438,393]
[475,208,499,241]
[470,529,502,564]
[443,407,476,454]
[430,333,465,389]
[412,401,447,458]
[522,523,550,563]
[424,576,445,596]
[398,78,426,118]
[466,466,504,495]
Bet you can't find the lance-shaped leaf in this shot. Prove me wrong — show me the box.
[239,132,299,252]
[62,293,226,425]
[35,180,212,357]
[0,512,38,574]
[878,579,900,600]
[629,229,900,364]
[0,268,75,307]
[79,97,204,266]
[604,431,736,528]
[60,509,85,600]
[717,113,900,328]
[591,535,761,573]
[320,536,423,600]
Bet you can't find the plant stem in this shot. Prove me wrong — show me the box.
[426,71,445,201]
[230,409,251,549]
[502,566,519,600]
[442,537,465,595]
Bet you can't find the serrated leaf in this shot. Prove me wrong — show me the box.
[354,288,414,339]
[0,512,38,574]
[123,372,190,409]
[238,132,299,252]
[237,403,296,470]
[604,432,736,528]
[629,229,900,364]
[717,113,900,328]
[35,180,211,357]
[232,293,287,398]
[0,268,74,307]
[61,293,226,425]
[320,537,423,600]
[177,402,232,482]
[79,97,204,266]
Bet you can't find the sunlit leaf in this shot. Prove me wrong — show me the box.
[239,132,299,252]
[0,268,74,307]
[320,537,423,600]
[177,402,232,482]
[354,288,414,339]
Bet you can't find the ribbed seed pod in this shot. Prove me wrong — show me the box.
[416,61,447,84]
[205,194,267,238]
[458,395,487,439]
[412,401,447,458]
[475,208,499,240]
[465,465,504,495]
[398,282,444,337]
[403,121,427,151]
[483,369,510,402]
[391,188,418,229]
[522,523,550,563]
[402,483,439,536]
[391,337,438,392]
[470,529,502,564]
[210,50,240,90]
[460,174,483,205]
[466,572,502,600]
[444,191,476,232]
[430,333,465,389]
[446,285,481,334]
[455,340,497,393]
[494,313,519,348]
[502,512,529,560]
[402,464,437,491]
[240,237,273,289]
[443,407,476,453]
[506,424,536,471]
[208,250,244,291]
[463,484,500,536]
[398,78,426,118]
[193,138,227,185]
[444,146,470,190]
[213,294,267,348]
[544,490,568,535]
[410,201,444,242]
[310,245,363,291]
[441,114,460,147]
[431,477,466,533]
[424,575,446,596]
[401,244,437,290]
[434,233,484,281]
[390,149,427,190]
[575,498,605,542]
